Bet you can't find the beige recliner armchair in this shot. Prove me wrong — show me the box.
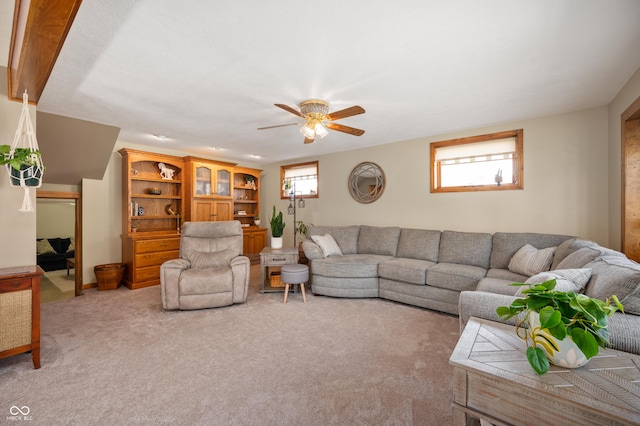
[160,221,250,310]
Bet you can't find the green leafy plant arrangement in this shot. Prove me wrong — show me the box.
[496,279,623,375]
[0,145,42,170]
[295,221,308,236]
[269,205,285,237]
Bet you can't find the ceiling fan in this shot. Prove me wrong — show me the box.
[258,99,365,144]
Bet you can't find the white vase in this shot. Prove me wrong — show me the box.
[527,311,589,369]
[271,237,283,249]
[254,220,260,226]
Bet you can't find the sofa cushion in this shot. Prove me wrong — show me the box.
[357,225,401,256]
[584,255,640,308]
[188,249,234,269]
[301,239,323,260]
[438,231,492,269]
[179,267,232,295]
[396,228,441,261]
[311,234,343,257]
[476,277,520,296]
[485,268,528,283]
[427,262,487,292]
[308,225,360,254]
[491,232,573,270]
[311,254,391,278]
[517,268,592,295]
[378,258,434,285]
[508,244,555,276]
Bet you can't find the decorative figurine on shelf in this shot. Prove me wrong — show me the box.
[166,204,176,215]
[158,162,175,180]
[495,168,503,186]
[244,175,257,190]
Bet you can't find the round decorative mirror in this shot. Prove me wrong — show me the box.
[348,161,386,204]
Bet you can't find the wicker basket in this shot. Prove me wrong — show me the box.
[270,271,284,288]
[95,263,125,291]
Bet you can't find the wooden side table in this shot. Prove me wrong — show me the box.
[0,265,43,369]
[450,317,640,425]
[259,247,298,293]
[66,258,76,275]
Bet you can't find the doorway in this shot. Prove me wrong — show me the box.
[622,95,640,262]
[36,190,83,299]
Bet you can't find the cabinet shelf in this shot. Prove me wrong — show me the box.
[132,194,181,199]
[131,215,181,220]
[234,200,257,204]
[132,177,182,184]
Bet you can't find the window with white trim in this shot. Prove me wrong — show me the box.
[280,161,319,199]
[430,129,523,192]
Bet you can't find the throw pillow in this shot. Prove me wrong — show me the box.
[188,249,234,269]
[555,246,600,270]
[311,234,343,257]
[59,238,72,253]
[516,268,592,296]
[37,239,56,255]
[508,244,556,276]
[68,237,75,252]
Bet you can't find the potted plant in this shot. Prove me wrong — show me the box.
[295,221,309,246]
[254,215,260,226]
[496,279,624,375]
[0,145,43,186]
[295,220,311,264]
[269,205,285,249]
[282,179,292,197]
[244,175,256,190]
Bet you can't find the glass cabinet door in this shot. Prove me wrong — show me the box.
[195,166,212,195]
[216,168,231,197]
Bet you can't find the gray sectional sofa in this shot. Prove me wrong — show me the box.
[302,225,640,355]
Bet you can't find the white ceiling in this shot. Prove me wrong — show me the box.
[4,0,640,165]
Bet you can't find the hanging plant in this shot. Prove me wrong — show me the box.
[0,145,43,186]
[3,91,45,212]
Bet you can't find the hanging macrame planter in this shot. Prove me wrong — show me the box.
[3,91,44,212]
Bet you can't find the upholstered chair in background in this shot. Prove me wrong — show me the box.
[160,221,250,310]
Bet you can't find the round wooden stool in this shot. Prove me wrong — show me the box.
[281,264,309,304]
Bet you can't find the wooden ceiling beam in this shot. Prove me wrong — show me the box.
[7,0,82,104]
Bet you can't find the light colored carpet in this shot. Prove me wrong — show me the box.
[0,265,460,425]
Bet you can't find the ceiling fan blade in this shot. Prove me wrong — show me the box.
[304,137,315,144]
[326,122,365,136]
[327,106,365,121]
[275,103,302,117]
[257,123,299,130]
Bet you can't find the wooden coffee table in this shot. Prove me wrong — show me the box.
[450,317,640,426]
[66,258,75,275]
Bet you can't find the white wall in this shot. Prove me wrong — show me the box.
[81,152,122,283]
[608,67,640,250]
[0,66,36,268]
[36,200,75,238]
[262,107,610,248]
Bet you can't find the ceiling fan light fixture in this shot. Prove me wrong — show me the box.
[315,122,329,139]
[299,99,329,117]
[300,123,316,139]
